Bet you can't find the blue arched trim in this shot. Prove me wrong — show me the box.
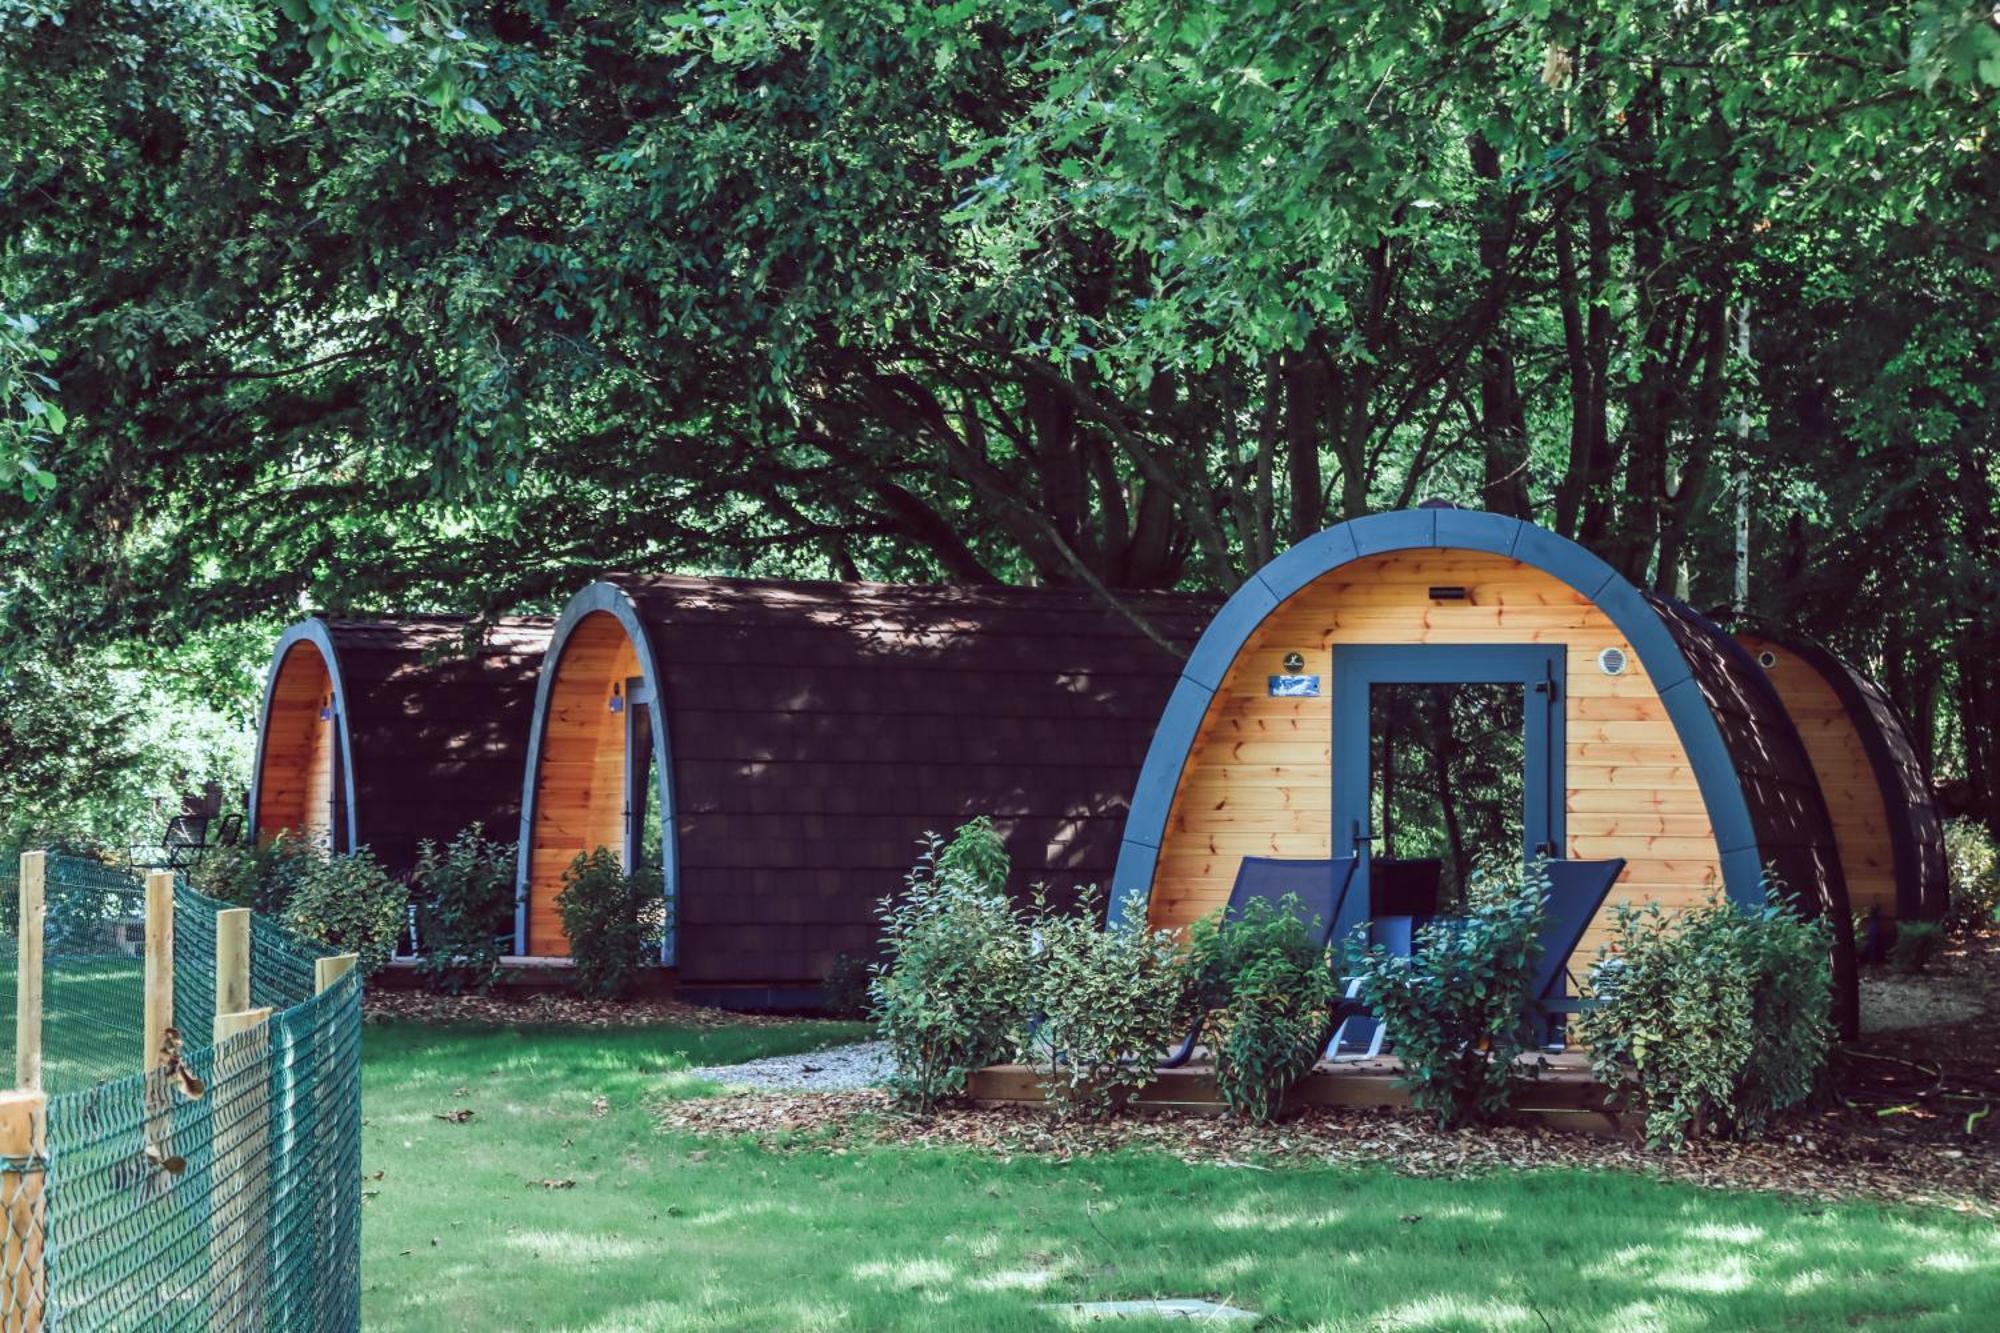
[1108,509,1765,925]
[513,582,682,964]
[248,619,360,856]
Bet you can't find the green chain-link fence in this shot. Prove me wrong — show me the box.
[0,852,362,1330]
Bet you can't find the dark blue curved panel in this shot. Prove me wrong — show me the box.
[1108,511,1767,922]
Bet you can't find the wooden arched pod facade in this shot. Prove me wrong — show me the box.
[249,617,553,874]
[1735,629,1949,923]
[515,576,1212,1000]
[1111,509,1858,1032]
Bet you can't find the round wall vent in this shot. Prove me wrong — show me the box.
[1597,647,1629,677]
[1757,649,1778,669]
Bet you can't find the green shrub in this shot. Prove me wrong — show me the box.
[871,822,1029,1114]
[1578,891,1831,1149]
[1191,895,1338,1125]
[282,844,410,976]
[1944,817,1999,926]
[1347,867,1546,1130]
[412,827,517,995]
[555,847,667,1000]
[193,831,321,914]
[1022,887,1186,1120]
[822,952,873,1019]
[1889,919,1946,975]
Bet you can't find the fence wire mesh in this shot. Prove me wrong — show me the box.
[0,853,362,1330]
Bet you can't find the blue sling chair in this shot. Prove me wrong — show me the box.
[1158,856,1358,1070]
[1324,857,1627,1060]
[1522,857,1627,1046]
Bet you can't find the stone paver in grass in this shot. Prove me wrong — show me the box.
[1041,1298,1260,1324]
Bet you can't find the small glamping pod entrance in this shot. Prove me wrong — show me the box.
[516,577,1212,1005]
[1734,628,1950,931]
[249,617,553,873]
[1110,508,1859,1032]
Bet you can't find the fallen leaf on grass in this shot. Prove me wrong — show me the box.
[657,1089,2000,1218]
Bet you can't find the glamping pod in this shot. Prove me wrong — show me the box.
[1734,628,1949,924]
[1110,508,1859,1031]
[515,576,1213,1001]
[249,617,553,874]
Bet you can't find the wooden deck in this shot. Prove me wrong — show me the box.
[967,1052,1632,1137]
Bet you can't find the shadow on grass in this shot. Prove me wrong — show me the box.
[362,1022,2000,1331]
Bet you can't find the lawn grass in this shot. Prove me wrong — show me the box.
[362,1020,2000,1331]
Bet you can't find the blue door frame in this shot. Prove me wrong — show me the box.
[1330,644,1566,944]
[621,676,656,874]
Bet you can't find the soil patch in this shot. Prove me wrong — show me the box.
[1836,926,2000,1153]
[363,990,811,1029]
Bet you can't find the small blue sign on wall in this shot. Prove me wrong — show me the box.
[1268,674,1321,698]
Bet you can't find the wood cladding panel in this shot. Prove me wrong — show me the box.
[1739,634,1899,919]
[1148,549,1724,966]
[256,643,332,847]
[525,613,639,957]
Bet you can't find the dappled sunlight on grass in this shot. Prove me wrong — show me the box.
[1211,1200,1348,1232]
[1650,1254,1755,1294]
[1684,1220,1765,1245]
[1366,1294,1540,1329]
[362,1021,2000,1331]
[503,1230,664,1265]
[850,1256,959,1290]
[681,1199,813,1228]
[968,1268,1059,1292]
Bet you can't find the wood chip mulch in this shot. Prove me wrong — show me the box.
[362,990,805,1029]
[659,1090,1999,1218]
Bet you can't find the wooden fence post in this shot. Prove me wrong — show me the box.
[0,1089,46,1332]
[209,1005,272,1332]
[313,955,357,996]
[14,855,43,1094]
[142,870,175,1158]
[214,909,250,1020]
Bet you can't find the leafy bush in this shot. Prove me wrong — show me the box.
[412,827,517,994]
[1889,919,1945,975]
[1347,868,1546,1130]
[555,847,667,1000]
[1578,891,1831,1149]
[1191,895,1338,1125]
[821,952,872,1019]
[282,844,410,977]
[1022,887,1186,1120]
[1944,817,1999,926]
[193,830,322,914]
[871,822,1029,1113]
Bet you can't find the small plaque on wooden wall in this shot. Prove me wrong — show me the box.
[1268,674,1321,698]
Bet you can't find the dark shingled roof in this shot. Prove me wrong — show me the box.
[254,616,552,876]
[537,576,1217,990]
[1649,596,1859,1034]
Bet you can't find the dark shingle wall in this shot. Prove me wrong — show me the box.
[615,576,1215,985]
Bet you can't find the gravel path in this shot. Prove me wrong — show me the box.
[685,1039,889,1091]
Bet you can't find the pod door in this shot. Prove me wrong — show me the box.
[1331,645,1565,944]
[620,677,663,876]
